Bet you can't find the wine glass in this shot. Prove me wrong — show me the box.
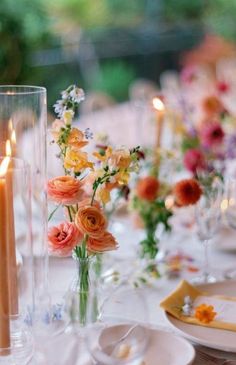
[225,178,236,229]
[86,281,150,365]
[195,179,222,283]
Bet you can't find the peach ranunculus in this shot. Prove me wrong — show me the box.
[136,176,160,202]
[109,148,131,169]
[67,128,88,149]
[75,204,107,238]
[78,198,101,209]
[48,222,82,257]
[87,231,118,253]
[47,176,84,205]
[64,147,94,172]
[51,119,65,142]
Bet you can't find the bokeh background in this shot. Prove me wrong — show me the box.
[1,0,236,109]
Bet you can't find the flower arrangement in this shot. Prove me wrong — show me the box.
[130,148,202,262]
[47,85,140,324]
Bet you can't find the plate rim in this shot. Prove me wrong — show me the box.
[164,280,236,352]
[147,328,196,365]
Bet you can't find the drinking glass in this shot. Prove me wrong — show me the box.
[195,179,222,283]
[225,178,236,229]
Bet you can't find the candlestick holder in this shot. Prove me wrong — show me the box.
[0,86,48,317]
[0,157,34,364]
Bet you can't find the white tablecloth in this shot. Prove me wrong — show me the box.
[28,213,236,364]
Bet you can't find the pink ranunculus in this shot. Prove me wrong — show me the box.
[48,222,83,257]
[47,176,84,205]
[183,148,206,174]
[200,122,225,148]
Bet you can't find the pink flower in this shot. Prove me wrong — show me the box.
[48,222,83,257]
[183,149,206,174]
[200,122,225,148]
[217,81,230,94]
[47,176,84,205]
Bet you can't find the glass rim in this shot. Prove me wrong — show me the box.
[0,85,46,95]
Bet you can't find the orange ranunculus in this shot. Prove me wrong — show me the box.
[109,148,131,169]
[194,304,217,324]
[47,176,84,205]
[67,128,88,149]
[173,178,202,206]
[202,96,224,117]
[75,204,107,238]
[48,222,83,257]
[78,197,101,209]
[87,231,118,253]
[136,176,159,202]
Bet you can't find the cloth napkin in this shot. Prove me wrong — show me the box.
[160,280,236,331]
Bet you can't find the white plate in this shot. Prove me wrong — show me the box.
[164,280,236,352]
[98,325,195,365]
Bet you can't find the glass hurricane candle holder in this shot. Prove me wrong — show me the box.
[0,86,48,312]
[0,157,34,365]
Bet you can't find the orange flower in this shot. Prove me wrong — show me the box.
[67,128,88,149]
[202,96,224,117]
[87,231,118,253]
[48,222,83,257]
[136,176,159,202]
[173,179,202,206]
[75,204,107,238]
[47,176,84,205]
[64,147,94,172]
[109,148,131,169]
[194,304,217,324]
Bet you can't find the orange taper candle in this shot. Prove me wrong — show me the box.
[0,156,11,354]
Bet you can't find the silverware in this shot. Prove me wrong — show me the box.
[102,324,139,356]
[196,348,236,365]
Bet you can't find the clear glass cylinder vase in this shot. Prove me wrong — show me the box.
[0,86,48,311]
[0,157,34,365]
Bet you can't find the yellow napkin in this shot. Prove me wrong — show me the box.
[160,280,236,331]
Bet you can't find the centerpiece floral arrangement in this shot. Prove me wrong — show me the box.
[47,85,140,325]
[130,148,203,275]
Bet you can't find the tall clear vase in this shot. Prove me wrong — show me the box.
[0,86,48,321]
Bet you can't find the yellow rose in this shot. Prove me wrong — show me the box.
[64,147,94,172]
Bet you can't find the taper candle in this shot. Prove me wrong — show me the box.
[0,156,11,354]
[6,141,18,315]
[152,96,165,149]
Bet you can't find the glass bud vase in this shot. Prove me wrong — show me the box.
[66,255,99,335]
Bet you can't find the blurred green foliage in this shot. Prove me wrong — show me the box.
[92,61,136,102]
[163,0,205,22]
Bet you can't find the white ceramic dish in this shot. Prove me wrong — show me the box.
[97,325,195,365]
[165,280,236,352]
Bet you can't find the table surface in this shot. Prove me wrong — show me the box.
[28,212,236,365]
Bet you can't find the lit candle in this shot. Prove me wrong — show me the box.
[152,97,165,149]
[0,155,11,353]
[6,141,18,315]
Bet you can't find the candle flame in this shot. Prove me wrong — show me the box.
[8,119,13,132]
[11,130,16,145]
[152,97,165,111]
[0,157,10,177]
[6,140,12,157]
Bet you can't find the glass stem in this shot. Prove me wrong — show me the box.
[203,239,210,281]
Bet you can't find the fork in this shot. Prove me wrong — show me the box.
[196,348,236,365]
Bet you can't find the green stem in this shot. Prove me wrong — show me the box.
[67,206,73,222]
[48,204,61,222]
